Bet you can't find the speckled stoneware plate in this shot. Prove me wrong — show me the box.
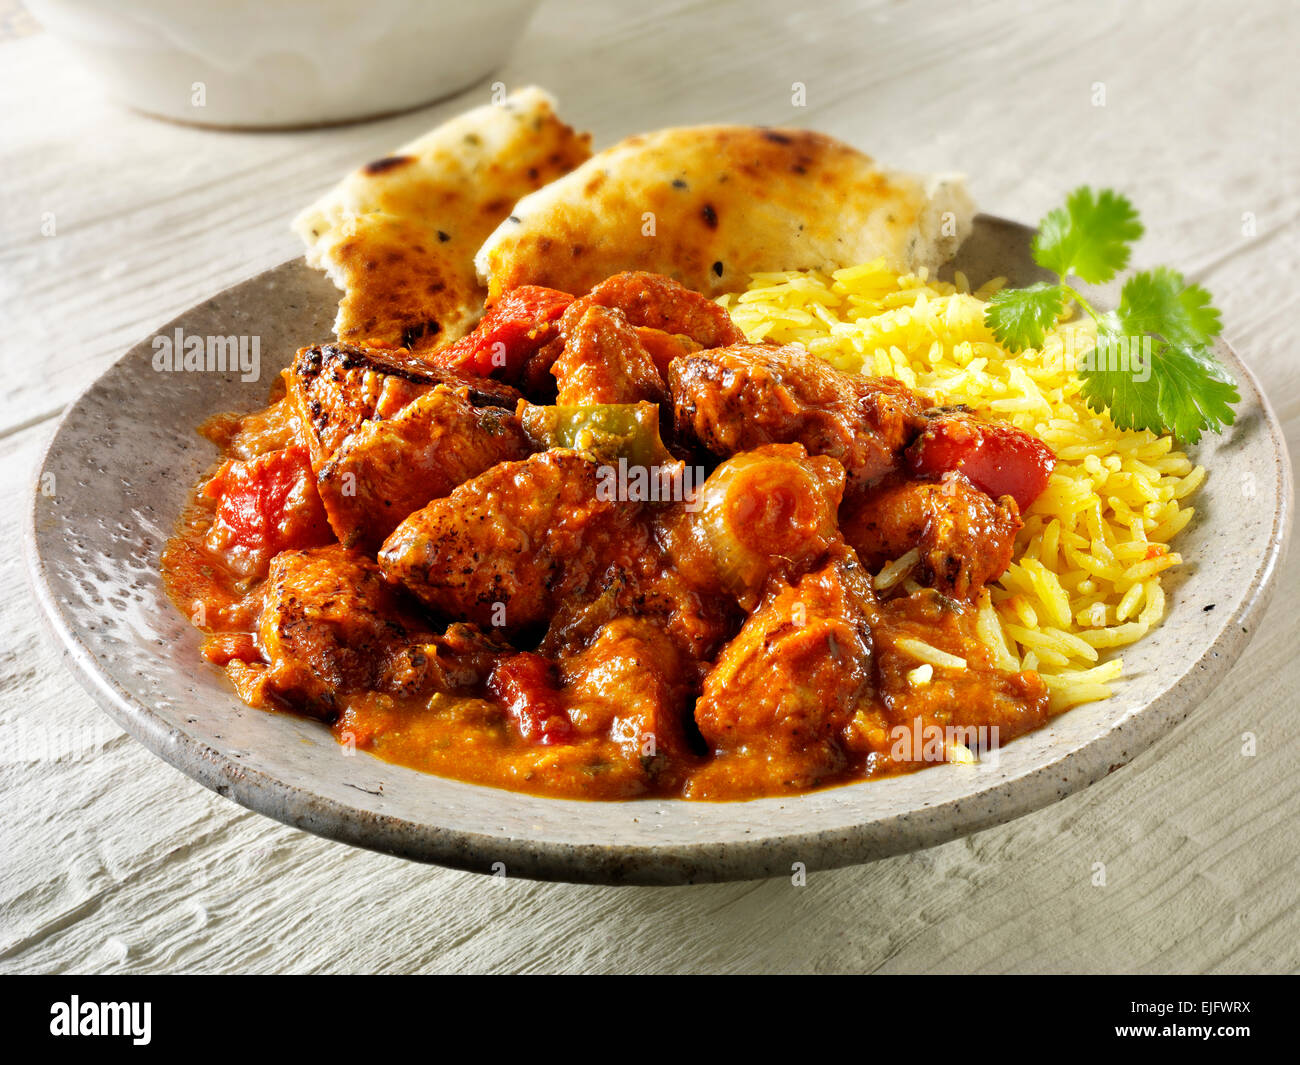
[26,216,1293,885]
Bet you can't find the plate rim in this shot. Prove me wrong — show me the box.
[24,219,1295,885]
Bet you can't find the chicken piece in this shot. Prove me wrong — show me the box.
[583,271,745,350]
[379,449,651,632]
[561,617,695,781]
[659,442,846,610]
[285,343,520,471]
[550,302,667,406]
[537,271,731,406]
[669,343,925,487]
[257,545,422,717]
[257,545,506,718]
[316,385,532,549]
[539,551,738,666]
[842,588,1050,772]
[840,471,1021,600]
[508,320,703,403]
[690,550,879,797]
[634,327,701,380]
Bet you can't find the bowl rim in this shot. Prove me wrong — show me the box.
[25,218,1295,885]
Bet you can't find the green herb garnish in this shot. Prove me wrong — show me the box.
[984,186,1238,443]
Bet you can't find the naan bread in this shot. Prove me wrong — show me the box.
[294,87,591,352]
[475,125,973,301]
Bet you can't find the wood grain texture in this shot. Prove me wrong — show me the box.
[1,0,1296,973]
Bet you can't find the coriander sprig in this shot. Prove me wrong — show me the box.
[984,187,1238,443]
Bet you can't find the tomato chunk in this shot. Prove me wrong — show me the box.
[907,412,1055,511]
[487,652,574,745]
[202,448,333,574]
[433,286,575,379]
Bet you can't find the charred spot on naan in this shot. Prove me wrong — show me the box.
[326,215,476,352]
[362,155,417,175]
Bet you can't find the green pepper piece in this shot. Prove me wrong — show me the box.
[519,402,672,468]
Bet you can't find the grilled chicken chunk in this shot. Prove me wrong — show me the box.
[532,272,734,405]
[257,544,422,717]
[285,342,521,471]
[523,328,699,404]
[689,549,879,797]
[669,343,925,487]
[379,449,651,632]
[561,617,695,779]
[840,470,1021,600]
[582,271,745,350]
[257,545,507,718]
[538,551,738,668]
[551,302,668,406]
[316,385,532,549]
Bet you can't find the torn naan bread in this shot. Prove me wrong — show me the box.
[475,125,973,300]
[294,87,591,353]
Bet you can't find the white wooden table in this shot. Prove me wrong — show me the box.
[2,0,1296,974]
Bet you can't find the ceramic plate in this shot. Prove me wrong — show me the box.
[26,217,1293,885]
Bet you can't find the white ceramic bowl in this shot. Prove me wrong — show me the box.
[26,0,540,128]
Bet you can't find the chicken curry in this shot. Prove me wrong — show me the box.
[163,271,1058,800]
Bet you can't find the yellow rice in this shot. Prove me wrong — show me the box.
[717,259,1204,713]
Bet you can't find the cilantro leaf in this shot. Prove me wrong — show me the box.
[1080,279,1239,444]
[985,186,1238,442]
[1033,187,1144,284]
[1148,344,1239,444]
[1117,266,1223,347]
[984,282,1065,351]
[1081,312,1160,435]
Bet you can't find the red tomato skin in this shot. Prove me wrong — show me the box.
[908,415,1056,511]
[203,448,333,557]
[488,652,575,746]
[434,286,575,377]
